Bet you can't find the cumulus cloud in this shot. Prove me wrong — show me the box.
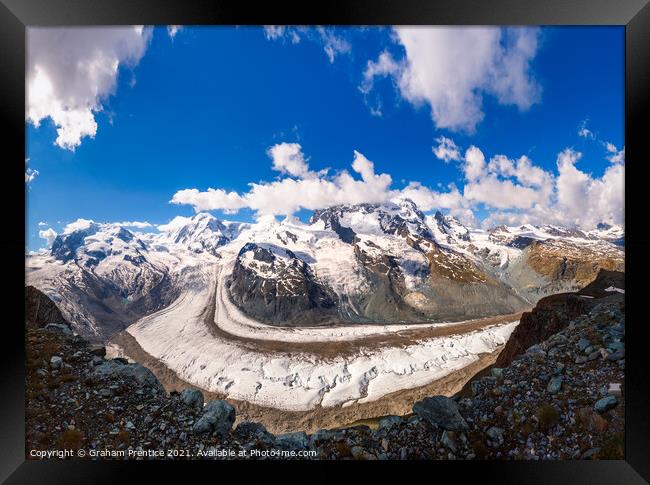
[27,26,152,150]
[38,221,48,227]
[362,27,541,132]
[170,135,622,231]
[432,136,462,162]
[62,218,95,234]
[171,145,395,216]
[38,228,58,246]
[268,142,311,178]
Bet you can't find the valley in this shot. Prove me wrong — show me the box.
[25,198,624,421]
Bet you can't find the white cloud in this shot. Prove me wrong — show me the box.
[605,142,625,164]
[463,146,487,182]
[171,147,393,216]
[27,26,152,150]
[167,25,182,39]
[263,26,350,62]
[362,27,541,132]
[62,218,95,234]
[157,215,193,233]
[170,188,248,214]
[170,137,622,230]
[26,167,39,183]
[317,27,351,63]
[267,142,310,178]
[38,221,47,227]
[432,136,462,162]
[38,228,58,246]
[115,220,153,229]
[264,26,286,40]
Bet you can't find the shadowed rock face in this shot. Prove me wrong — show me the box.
[228,243,338,326]
[25,285,69,329]
[495,269,624,368]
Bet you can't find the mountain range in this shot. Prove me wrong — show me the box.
[26,198,624,340]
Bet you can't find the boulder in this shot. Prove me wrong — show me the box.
[180,388,204,411]
[412,396,468,431]
[92,361,164,392]
[50,355,62,369]
[275,431,309,449]
[486,426,505,447]
[547,376,563,394]
[192,400,235,436]
[378,415,402,430]
[44,323,72,336]
[594,395,618,413]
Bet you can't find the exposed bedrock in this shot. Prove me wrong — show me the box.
[227,243,339,326]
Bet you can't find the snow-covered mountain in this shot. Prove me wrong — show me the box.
[26,200,624,339]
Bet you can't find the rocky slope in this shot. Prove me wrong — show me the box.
[25,286,69,329]
[26,272,624,460]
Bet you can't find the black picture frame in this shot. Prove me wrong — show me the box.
[2,0,649,482]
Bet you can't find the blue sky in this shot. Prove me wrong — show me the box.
[26,26,624,250]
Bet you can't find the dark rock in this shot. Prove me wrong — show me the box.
[93,361,164,392]
[180,388,204,411]
[89,345,107,357]
[594,396,618,413]
[412,396,468,431]
[378,415,402,430]
[547,376,563,394]
[192,400,235,436]
[25,286,69,329]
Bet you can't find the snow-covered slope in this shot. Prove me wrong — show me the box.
[26,200,624,339]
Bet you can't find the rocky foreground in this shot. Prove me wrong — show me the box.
[25,272,624,460]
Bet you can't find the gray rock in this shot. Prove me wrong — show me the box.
[575,356,588,364]
[547,376,563,394]
[275,431,309,449]
[235,421,273,442]
[486,426,504,447]
[441,430,457,452]
[594,395,618,413]
[192,400,235,436]
[378,415,402,430]
[50,355,62,369]
[587,350,601,361]
[44,323,72,335]
[125,421,135,430]
[412,396,468,431]
[490,367,504,379]
[576,338,591,351]
[526,344,545,355]
[99,388,112,398]
[93,361,164,392]
[92,356,103,366]
[607,348,625,361]
[180,388,204,411]
[580,447,600,460]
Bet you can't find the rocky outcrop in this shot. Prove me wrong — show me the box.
[25,285,69,329]
[495,269,623,368]
[228,243,338,326]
